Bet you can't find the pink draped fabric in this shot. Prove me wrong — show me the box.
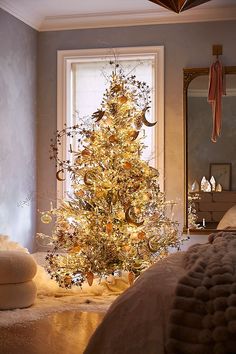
[208,60,226,143]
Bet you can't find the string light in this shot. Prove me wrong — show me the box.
[40,64,181,288]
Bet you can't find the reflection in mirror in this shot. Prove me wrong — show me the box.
[185,70,236,231]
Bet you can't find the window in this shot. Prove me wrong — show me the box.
[57,46,164,200]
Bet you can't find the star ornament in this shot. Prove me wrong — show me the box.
[148,0,211,13]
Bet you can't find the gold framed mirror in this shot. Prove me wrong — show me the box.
[183,65,236,234]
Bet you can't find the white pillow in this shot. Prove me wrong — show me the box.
[0,281,37,310]
[217,205,236,230]
[0,251,37,284]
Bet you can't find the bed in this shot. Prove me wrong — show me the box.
[85,232,236,354]
[84,251,185,354]
[1,233,236,354]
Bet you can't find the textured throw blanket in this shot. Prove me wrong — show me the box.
[167,232,236,354]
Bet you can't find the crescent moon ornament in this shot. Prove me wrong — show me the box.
[125,206,144,226]
[148,236,160,252]
[56,169,66,181]
[84,172,94,185]
[141,110,157,127]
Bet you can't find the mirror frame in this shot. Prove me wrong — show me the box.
[183,66,236,234]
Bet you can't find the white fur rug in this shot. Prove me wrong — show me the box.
[0,235,121,354]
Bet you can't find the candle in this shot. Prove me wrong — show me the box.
[203,218,206,227]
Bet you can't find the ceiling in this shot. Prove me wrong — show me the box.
[0,0,236,31]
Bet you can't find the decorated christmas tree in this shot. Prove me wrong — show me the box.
[40,64,181,288]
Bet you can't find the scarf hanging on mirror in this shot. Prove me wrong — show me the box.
[208,60,226,143]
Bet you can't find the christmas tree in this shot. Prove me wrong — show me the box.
[40,64,181,288]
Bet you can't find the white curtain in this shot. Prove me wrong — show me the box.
[71,58,156,165]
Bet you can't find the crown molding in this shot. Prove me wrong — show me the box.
[1,1,236,32]
[40,6,236,31]
[0,0,40,29]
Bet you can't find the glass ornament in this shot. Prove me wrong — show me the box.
[41,213,52,224]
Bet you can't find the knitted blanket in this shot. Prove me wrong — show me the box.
[166,232,236,354]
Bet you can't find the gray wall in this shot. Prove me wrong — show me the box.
[0,9,37,251]
[188,96,236,190]
[37,20,236,237]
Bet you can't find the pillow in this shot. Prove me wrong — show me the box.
[0,251,37,284]
[217,205,236,230]
[0,281,37,310]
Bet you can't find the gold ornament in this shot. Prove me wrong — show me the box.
[81,149,91,157]
[109,134,118,143]
[123,162,132,170]
[75,190,85,197]
[123,245,131,252]
[117,211,125,219]
[64,275,72,286]
[95,190,106,198]
[129,130,139,141]
[119,95,128,104]
[69,245,81,253]
[130,233,138,240]
[86,271,94,286]
[128,271,135,285]
[106,222,113,234]
[102,181,112,189]
[41,213,52,224]
[105,117,113,126]
[90,134,95,142]
[137,231,146,240]
[142,194,150,202]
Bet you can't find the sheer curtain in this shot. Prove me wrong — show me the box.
[71,58,156,165]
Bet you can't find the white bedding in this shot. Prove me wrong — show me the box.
[84,252,186,354]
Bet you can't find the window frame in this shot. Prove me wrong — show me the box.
[57,46,164,202]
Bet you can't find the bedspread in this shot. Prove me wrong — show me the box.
[167,232,236,354]
[84,252,186,354]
